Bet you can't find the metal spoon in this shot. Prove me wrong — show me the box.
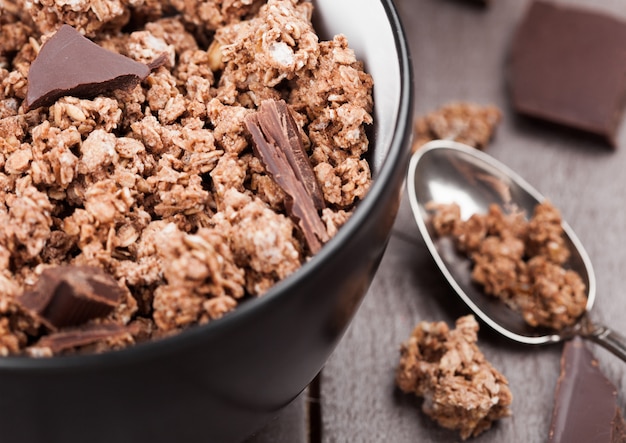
[407,139,626,361]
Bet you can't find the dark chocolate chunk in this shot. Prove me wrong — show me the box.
[32,323,133,354]
[253,99,326,211]
[549,337,626,443]
[509,1,626,147]
[245,99,329,254]
[18,265,123,330]
[25,25,164,110]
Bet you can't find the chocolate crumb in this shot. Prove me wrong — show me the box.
[25,25,164,110]
[18,266,123,330]
[245,99,329,254]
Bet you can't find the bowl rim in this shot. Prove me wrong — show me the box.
[0,0,414,371]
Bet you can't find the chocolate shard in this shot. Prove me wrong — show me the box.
[549,337,626,443]
[31,323,133,354]
[18,265,123,330]
[25,25,163,110]
[254,99,326,211]
[509,1,626,148]
[245,99,329,254]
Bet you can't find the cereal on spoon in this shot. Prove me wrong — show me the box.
[428,200,587,331]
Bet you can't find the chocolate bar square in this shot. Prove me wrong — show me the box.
[509,1,626,147]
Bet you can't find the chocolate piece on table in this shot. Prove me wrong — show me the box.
[245,99,329,254]
[509,1,626,147]
[548,337,626,443]
[25,25,165,110]
[18,265,123,330]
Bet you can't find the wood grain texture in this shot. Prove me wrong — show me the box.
[251,0,626,441]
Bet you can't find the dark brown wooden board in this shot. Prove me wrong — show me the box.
[251,0,626,441]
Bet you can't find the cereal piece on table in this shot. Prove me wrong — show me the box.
[413,102,502,151]
[396,315,513,440]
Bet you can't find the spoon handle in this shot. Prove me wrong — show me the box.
[582,320,626,362]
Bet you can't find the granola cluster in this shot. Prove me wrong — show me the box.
[22,0,264,38]
[429,201,587,330]
[0,0,374,355]
[396,315,513,440]
[412,102,502,152]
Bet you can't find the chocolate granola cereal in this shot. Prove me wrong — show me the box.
[428,201,587,330]
[396,315,513,440]
[0,0,374,356]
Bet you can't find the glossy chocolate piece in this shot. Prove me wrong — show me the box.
[18,265,123,329]
[33,324,132,354]
[254,99,326,211]
[245,99,329,254]
[549,337,626,443]
[25,25,160,110]
[509,1,626,147]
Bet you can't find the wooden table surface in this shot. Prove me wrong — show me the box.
[247,0,626,441]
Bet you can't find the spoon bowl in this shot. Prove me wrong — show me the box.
[408,140,626,360]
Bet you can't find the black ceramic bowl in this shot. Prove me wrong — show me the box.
[0,1,413,442]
